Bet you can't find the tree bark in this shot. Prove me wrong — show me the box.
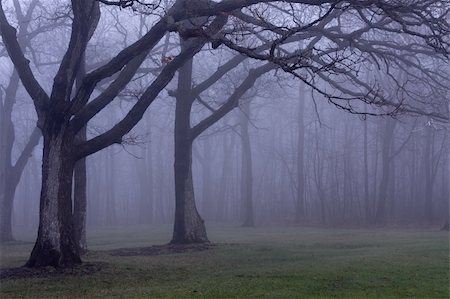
[73,54,88,253]
[172,136,208,243]
[73,126,87,253]
[26,126,80,268]
[171,46,208,244]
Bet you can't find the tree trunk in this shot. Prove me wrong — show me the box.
[0,71,41,242]
[172,136,208,243]
[73,126,87,253]
[105,146,117,226]
[216,132,234,221]
[295,82,306,224]
[198,140,214,219]
[374,119,396,225]
[240,101,254,227]
[241,101,255,227]
[138,120,153,224]
[171,45,208,244]
[0,110,15,242]
[423,125,435,225]
[0,182,15,242]
[363,113,370,224]
[26,127,80,268]
[73,53,88,252]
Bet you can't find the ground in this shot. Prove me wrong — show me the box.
[0,224,448,298]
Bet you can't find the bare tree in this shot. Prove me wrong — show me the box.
[0,0,447,267]
[0,0,47,243]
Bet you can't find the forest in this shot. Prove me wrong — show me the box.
[0,0,449,298]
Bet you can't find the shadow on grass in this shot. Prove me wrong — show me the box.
[105,242,226,256]
[0,243,236,280]
[0,262,106,280]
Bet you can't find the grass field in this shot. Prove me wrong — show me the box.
[0,224,448,298]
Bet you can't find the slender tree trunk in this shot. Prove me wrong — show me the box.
[295,82,306,224]
[137,148,151,224]
[423,125,435,224]
[199,140,214,219]
[0,71,18,242]
[171,47,208,244]
[73,58,87,253]
[374,119,396,225]
[363,115,370,224]
[216,132,233,221]
[73,126,87,253]
[0,182,15,242]
[0,108,15,242]
[105,146,117,226]
[240,101,254,227]
[138,119,153,224]
[26,126,80,268]
[0,71,41,242]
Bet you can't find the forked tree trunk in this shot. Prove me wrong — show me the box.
[170,48,208,244]
[26,127,80,268]
[0,130,40,242]
[0,71,41,243]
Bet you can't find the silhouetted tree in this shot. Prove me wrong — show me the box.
[0,0,448,267]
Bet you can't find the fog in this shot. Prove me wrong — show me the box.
[0,0,448,283]
[10,78,450,229]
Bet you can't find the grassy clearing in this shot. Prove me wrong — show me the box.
[1,224,448,298]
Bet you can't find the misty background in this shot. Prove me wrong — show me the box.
[2,1,449,238]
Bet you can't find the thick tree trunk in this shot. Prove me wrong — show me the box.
[26,128,80,268]
[171,45,208,244]
[172,137,208,243]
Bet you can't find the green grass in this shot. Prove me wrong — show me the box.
[1,224,448,298]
